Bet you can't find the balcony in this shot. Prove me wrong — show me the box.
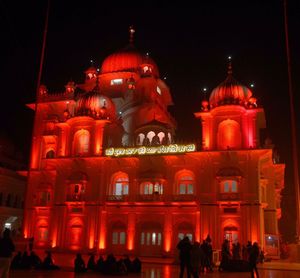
[66,194,85,202]
[34,200,50,207]
[136,194,165,202]
[172,194,197,202]
[218,193,240,201]
[105,194,198,203]
[106,195,130,202]
[43,129,57,136]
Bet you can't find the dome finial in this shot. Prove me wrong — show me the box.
[92,73,100,93]
[202,87,208,99]
[129,25,135,44]
[227,55,233,75]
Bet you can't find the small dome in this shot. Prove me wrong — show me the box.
[75,88,115,120]
[209,74,252,108]
[101,45,159,77]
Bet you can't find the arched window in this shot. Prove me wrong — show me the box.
[111,172,129,196]
[111,222,126,246]
[140,182,163,195]
[168,133,172,144]
[73,129,90,155]
[6,194,11,207]
[68,184,85,201]
[13,195,18,208]
[175,170,195,195]
[217,119,241,150]
[36,191,51,206]
[220,180,238,193]
[146,131,156,145]
[67,172,88,201]
[136,133,145,146]
[157,132,165,144]
[46,150,55,158]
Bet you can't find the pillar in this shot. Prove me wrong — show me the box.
[127,213,136,251]
[94,120,109,155]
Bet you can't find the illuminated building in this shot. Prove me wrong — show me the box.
[23,28,285,258]
[0,137,26,234]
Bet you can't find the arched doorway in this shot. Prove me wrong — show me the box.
[176,222,194,244]
[35,219,49,247]
[224,226,238,248]
[66,218,84,250]
[217,119,241,150]
[108,221,127,255]
[138,222,162,257]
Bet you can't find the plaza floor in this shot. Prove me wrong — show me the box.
[8,250,300,278]
[10,263,300,278]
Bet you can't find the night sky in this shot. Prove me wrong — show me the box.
[1,0,300,241]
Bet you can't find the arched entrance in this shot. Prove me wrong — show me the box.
[108,221,127,255]
[66,217,84,250]
[217,119,241,150]
[138,222,162,257]
[35,219,49,247]
[176,222,194,244]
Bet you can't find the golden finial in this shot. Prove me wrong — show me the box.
[129,25,135,44]
[227,56,233,75]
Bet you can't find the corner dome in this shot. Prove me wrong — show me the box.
[75,87,116,120]
[209,74,252,108]
[101,45,159,77]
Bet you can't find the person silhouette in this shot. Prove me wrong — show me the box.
[249,242,260,278]
[177,236,192,278]
[0,228,15,277]
[74,253,87,273]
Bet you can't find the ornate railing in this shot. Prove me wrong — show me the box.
[66,194,85,202]
[106,194,198,202]
[218,193,240,201]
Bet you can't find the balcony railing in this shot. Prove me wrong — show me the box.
[66,194,85,202]
[34,200,50,206]
[218,193,240,201]
[106,194,198,202]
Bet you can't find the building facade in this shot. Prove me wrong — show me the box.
[0,137,26,234]
[23,30,284,257]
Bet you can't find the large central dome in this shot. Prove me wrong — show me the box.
[101,45,159,77]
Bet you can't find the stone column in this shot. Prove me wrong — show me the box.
[94,120,109,155]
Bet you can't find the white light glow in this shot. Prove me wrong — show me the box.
[156,86,161,95]
[110,79,123,86]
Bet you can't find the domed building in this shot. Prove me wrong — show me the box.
[23,29,284,260]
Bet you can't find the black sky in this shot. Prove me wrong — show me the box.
[0,0,299,241]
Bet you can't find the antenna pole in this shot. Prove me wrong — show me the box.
[283,0,300,241]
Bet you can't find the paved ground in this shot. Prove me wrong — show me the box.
[8,250,300,277]
[10,263,300,278]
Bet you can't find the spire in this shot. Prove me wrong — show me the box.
[227,56,233,75]
[202,87,208,100]
[129,25,135,44]
[92,73,100,93]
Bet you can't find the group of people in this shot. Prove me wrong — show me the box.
[74,253,141,275]
[10,250,59,270]
[219,239,261,277]
[177,235,213,278]
[177,235,264,278]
